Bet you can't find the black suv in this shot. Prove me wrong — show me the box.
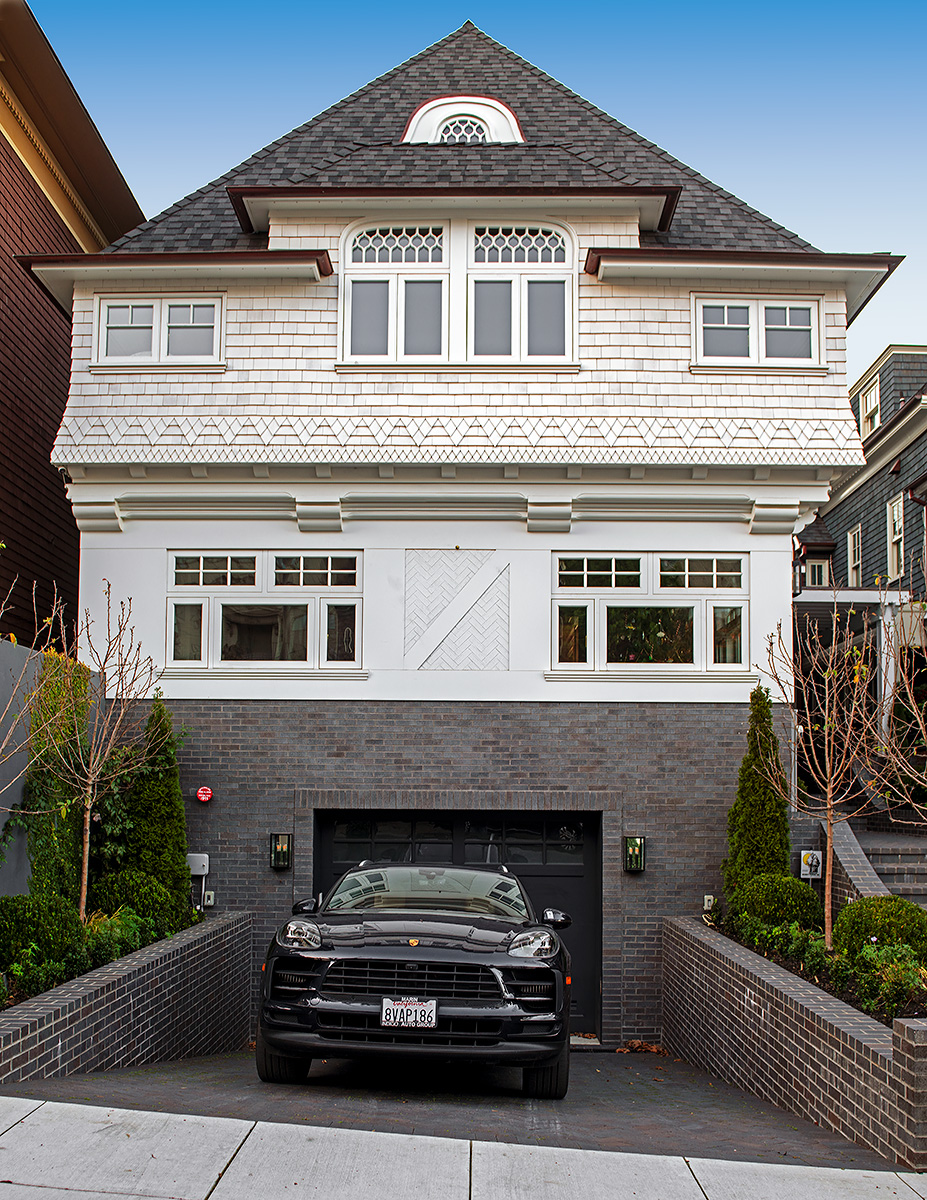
[257,862,572,1098]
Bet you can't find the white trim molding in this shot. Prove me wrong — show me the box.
[402,96,525,144]
[54,413,867,468]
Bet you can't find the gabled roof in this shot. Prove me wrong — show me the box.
[105,22,818,256]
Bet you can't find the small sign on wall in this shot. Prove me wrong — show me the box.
[800,849,822,880]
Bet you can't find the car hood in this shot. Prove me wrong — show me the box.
[313,911,527,953]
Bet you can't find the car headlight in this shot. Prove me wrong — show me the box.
[278,919,322,949]
[508,929,558,958]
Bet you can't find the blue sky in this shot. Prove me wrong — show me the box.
[33,0,925,386]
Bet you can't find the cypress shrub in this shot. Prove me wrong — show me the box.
[732,872,823,928]
[119,694,195,930]
[833,895,927,961]
[723,684,791,900]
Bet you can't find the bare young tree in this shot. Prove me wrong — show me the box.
[859,596,927,820]
[26,581,163,920]
[762,599,880,948]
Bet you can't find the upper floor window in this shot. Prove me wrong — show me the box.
[402,96,524,144]
[440,116,488,144]
[861,380,880,436]
[692,296,822,368]
[848,525,862,587]
[888,496,905,579]
[805,558,829,588]
[341,219,574,364]
[95,296,223,366]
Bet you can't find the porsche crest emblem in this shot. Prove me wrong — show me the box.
[408,938,419,946]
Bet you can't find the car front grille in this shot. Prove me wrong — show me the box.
[321,959,502,1002]
[316,1011,503,1046]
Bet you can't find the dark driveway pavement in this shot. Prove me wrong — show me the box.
[0,1049,892,1171]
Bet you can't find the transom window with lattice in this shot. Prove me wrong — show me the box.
[439,115,488,144]
[351,226,443,265]
[473,226,567,264]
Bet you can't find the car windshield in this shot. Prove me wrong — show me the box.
[326,866,530,920]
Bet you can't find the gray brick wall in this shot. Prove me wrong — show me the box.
[663,915,927,1168]
[0,913,252,1083]
[172,699,751,1043]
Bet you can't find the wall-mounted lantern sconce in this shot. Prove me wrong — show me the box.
[270,833,292,871]
[623,836,646,872]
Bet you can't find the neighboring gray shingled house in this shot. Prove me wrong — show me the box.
[26,22,902,1048]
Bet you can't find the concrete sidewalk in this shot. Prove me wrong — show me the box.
[0,1096,920,1200]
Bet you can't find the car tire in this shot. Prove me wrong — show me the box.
[254,1032,311,1084]
[523,1043,570,1099]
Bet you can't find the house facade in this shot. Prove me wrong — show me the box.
[813,347,927,597]
[30,24,899,1042]
[0,0,142,641]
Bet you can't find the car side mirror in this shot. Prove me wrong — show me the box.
[292,897,319,915]
[542,908,572,930]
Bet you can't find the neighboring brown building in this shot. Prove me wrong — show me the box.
[0,0,141,640]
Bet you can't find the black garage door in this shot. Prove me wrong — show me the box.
[315,811,601,1035]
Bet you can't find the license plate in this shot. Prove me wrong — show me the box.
[381,997,437,1028]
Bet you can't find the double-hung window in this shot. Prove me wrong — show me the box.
[692,296,821,368]
[848,525,862,587]
[552,553,747,673]
[342,220,573,364]
[888,497,905,579]
[861,381,880,436]
[167,552,362,670]
[96,296,223,365]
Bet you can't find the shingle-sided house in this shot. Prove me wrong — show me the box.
[27,24,901,1043]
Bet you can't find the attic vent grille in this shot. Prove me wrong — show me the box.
[473,226,566,264]
[439,116,488,145]
[351,226,444,264]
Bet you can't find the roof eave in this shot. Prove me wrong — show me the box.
[227,185,681,235]
[583,249,903,324]
[17,250,335,313]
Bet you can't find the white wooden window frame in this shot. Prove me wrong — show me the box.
[848,525,862,587]
[344,273,450,363]
[551,599,595,670]
[320,598,363,668]
[402,96,525,144]
[805,558,829,588]
[167,600,208,668]
[707,601,749,671]
[888,495,905,580]
[166,550,363,672]
[340,218,575,366]
[551,552,748,673]
[691,295,823,369]
[94,295,225,366]
[862,380,880,436]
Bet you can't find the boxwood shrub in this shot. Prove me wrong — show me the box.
[0,894,84,971]
[731,873,823,928]
[833,895,927,961]
[91,869,176,942]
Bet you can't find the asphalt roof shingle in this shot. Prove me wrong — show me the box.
[106,22,817,256]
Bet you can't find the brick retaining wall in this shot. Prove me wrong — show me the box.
[663,915,927,1168]
[0,912,253,1083]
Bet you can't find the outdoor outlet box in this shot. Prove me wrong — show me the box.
[703,894,715,911]
[187,853,209,877]
[203,891,216,908]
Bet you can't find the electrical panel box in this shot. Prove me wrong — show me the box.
[186,853,209,877]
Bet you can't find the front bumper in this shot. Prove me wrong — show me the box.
[261,1001,567,1065]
